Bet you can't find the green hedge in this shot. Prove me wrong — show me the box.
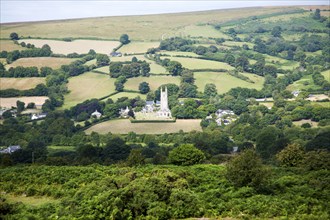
[130,118,176,123]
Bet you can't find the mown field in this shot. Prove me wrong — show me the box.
[321,70,330,82]
[18,39,120,55]
[0,77,45,90]
[6,57,76,69]
[0,96,48,108]
[0,40,25,52]
[165,57,234,70]
[63,72,116,108]
[124,76,180,91]
[195,71,264,94]
[118,41,160,54]
[0,7,294,41]
[85,119,202,134]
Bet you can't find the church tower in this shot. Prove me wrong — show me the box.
[158,87,172,118]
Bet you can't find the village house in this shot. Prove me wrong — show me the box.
[91,110,102,119]
[0,145,21,154]
[31,113,47,120]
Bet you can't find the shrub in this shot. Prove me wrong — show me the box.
[168,144,205,166]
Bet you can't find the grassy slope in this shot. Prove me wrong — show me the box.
[118,42,160,54]
[6,57,76,69]
[195,71,264,93]
[0,77,45,90]
[85,119,202,134]
[0,96,48,108]
[321,70,330,82]
[63,72,116,108]
[286,74,322,91]
[109,92,146,101]
[0,40,25,51]
[0,7,297,41]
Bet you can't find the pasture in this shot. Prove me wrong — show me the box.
[1,7,290,41]
[6,57,76,69]
[118,41,160,54]
[181,25,230,38]
[194,71,264,94]
[85,119,202,134]
[222,41,254,48]
[94,66,109,74]
[321,70,330,82]
[158,51,201,57]
[292,119,318,127]
[109,92,146,101]
[18,39,120,55]
[165,57,234,70]
[125,76,180,91]
[286,74,322,91]
[63,72,116,108]
[0,77,46,90]
[0,40,25,52]
[0,96,48,108]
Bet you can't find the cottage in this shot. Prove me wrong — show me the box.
[110,51,122,57]
[91,110,102,119]
[31,113,47,120]
[0,145,21,154]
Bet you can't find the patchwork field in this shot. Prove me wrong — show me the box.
[118,42,160,54]
[109,92,147,101]
[0,96,48,108]
[6,57,76,69]
[0,40,25,52]
[85,119,202,134]
[222,41,254,48]
[0,7,289,41]
[125,76,180,91]
[0,77,46,90]
[263,54,299,70]
[194,71,264,94]
[63,72,116,108]
[165,57,234,70]
[93,65,109,74]
[18,39,120,55]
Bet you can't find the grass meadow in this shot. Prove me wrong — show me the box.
[194,71,264,94]
[109,92,146,101]
[0,96,48,108]
[4,194,59,207]
[181,25,230,38]
[0,77,46,90]
[158,51,201,57]
[321,70,330,82]
[18,39,120,55]
[286,74,322,91]
[124,76,180,91]
[165,57,234,70]
[63,72,116,108]
[85,119,202,134]
[6,57,76,69]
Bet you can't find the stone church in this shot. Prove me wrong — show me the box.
[157,87,172,118]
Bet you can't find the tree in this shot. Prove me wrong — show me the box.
[168,144,205,166]
[271,26,282,37]
[96,54,110,66]
[313,8,321,20]
[120,34,130,44]
[10,32,19,40]
[181,70,194,84]
[235,56,249,71]
[204,83,217,98]
[276,143,305,167]
[126,149,145,166]
[16,100,25,113]
[226,149,270,189]
[109,62,123,78]
[166,61,183,76]
[139,82,150,94]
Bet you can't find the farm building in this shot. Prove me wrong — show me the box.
[91,110,102,119]
[0,145,21,154]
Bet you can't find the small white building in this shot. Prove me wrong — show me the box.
[119,106,130,118]
[91,110,102,119]
[31,113,47,120]
[0,145,21,154]
[292,90,300,97]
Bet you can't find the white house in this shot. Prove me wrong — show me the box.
[31,113,47,120]
[91,110,102,119]
[0,145,21,154]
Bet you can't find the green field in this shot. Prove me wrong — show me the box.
[0,77,45,90]
[194,71,264,94]
[222,41,254,48]
[181,25,230,38]
[47,145,76,154]
[6,57,76,70]
[118,41,160,54]
[94,65,109,74]
[0,7,291,41]
[158,51,201,57]
[321,70,330,82]
[165,57,234,70]
[4,194,59,207]
[286,74,322,91]
[63,72,116,108]
[109,92,146,101]
[0,96,48,109]
[85,119,202,134]
[125,76,180,91]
